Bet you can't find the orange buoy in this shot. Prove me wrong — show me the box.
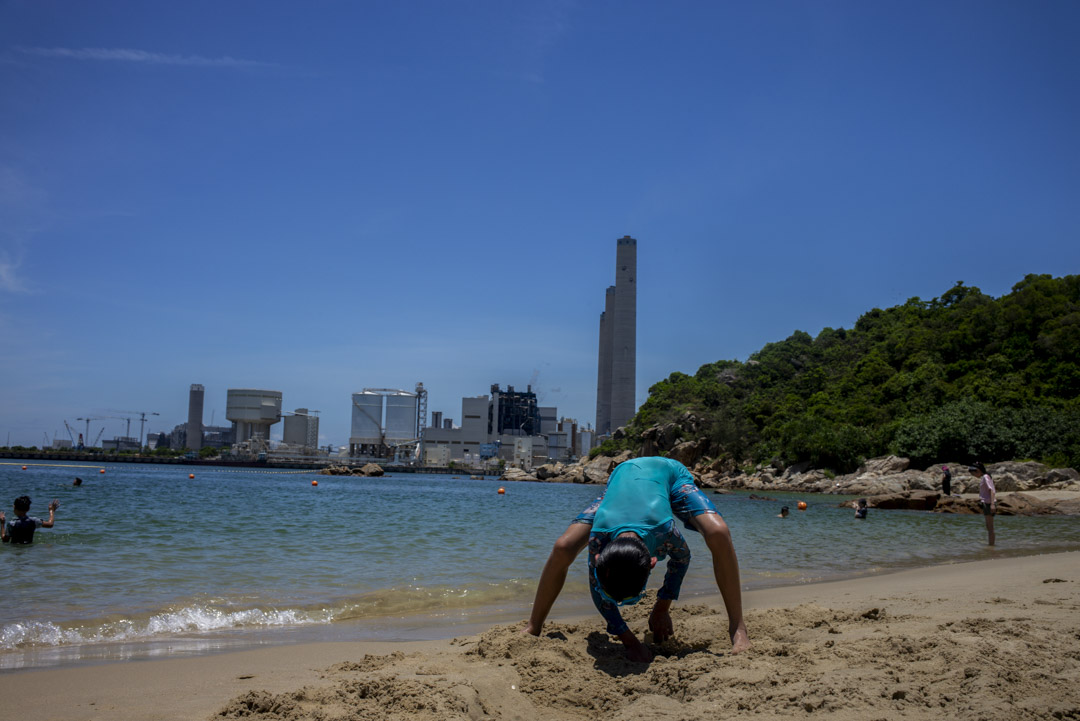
[189,473,195,479]
[797,501,808,511]
[100,469,106,474]
[497,487,505,494]
[21,465,27,470]
[312,480,318,486]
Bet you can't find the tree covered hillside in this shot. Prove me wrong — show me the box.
[620,274,1080,473]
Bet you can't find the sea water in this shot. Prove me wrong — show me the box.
[2,460,1079,670]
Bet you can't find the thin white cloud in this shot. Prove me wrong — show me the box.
[16,46,273,69]
[0,254,29,293]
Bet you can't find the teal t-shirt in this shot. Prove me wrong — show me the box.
[591,456,694,555]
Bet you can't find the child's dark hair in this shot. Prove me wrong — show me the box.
[971,461,989,476]
[13,496,31,512]
[858,498,867,507]
[595,535,651,602]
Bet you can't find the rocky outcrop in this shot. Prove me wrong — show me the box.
[498,450,636,485]
[669,438,709,468]
[534,462,566,481]
[698,454,1080,496]
[501,467,538,482]
[640,413,706,458]
[849,490,1067,516]
[861,490,941,511]
[578,450,630,484]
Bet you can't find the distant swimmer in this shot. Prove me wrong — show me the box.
[1,496,59,545]
[853,498,868,519]
[73,477,83,486]
[940,466,952,496]
[777,506,790,518]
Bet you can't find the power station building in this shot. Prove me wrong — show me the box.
[348,384,427,457]
[595,236,637,436]
[282,408,320,449]
[422,385,586,468]
[187,384,204,451]
[226,389,283,443]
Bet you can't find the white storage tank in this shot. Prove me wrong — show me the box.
[227,389,283,442]
[384,391,419,443]
[350,392,384,445]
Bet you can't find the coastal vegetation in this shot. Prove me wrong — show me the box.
[599,274,1080,473]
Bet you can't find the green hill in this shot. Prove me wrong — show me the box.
[605,274,1080,473]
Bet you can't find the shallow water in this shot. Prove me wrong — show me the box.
[2,460,1078,670]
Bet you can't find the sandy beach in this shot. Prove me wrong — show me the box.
[4,551,1079,721]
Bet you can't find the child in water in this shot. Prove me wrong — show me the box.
[853,498,868,519]
[1,496,60,544]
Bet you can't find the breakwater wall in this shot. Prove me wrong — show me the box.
[0,451,490,477]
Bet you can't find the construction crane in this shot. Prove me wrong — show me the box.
[63,421,77,445]
[76,417,104,447]
[108,410,160,450]
[94,427,106,446]
[76,416,120,448]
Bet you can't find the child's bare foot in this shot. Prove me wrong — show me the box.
[730,622,751,654]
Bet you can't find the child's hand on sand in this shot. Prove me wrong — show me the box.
[620,632,654,663]
[649,607,673,643]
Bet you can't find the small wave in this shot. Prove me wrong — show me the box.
[0,605,334,650]
[0,581,537,651]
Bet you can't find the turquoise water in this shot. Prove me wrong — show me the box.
[3,459,1080,670]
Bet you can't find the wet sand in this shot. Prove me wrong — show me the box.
[4,551,1079,721]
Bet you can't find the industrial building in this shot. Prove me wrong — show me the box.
[227,389,283,443]
[188,384,204,451]
[422,385,590,469]
[348,383,427,459]
[595,236,637,436]
[201,425,234,449]
[282,408,319,449]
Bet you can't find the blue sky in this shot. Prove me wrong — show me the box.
[1,1,1078,448]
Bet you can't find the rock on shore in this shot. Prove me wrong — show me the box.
[499,451,635,484]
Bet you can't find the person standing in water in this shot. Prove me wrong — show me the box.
[1,496,59,544]
[970,462,996,546]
